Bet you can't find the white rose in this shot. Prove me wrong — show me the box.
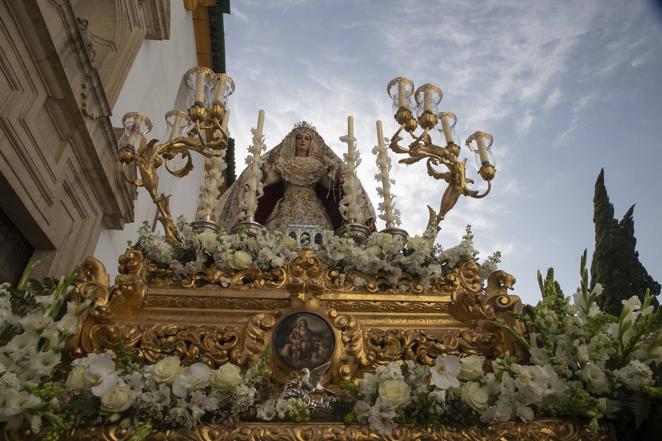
[153,356,182,384]
[459,355,484,381]
[209,363,242,392]
[197,231,218,252]
[460,381,489,411]
[100,383,134,413]
[366,245,381,257]
[66,365,89,391]
[376,233,392,247]
[378,379,411,409]
[282,236,298,250]
[231,250,252,270]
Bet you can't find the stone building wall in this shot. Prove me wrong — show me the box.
[93,3,201,280]
[0,0,172,280]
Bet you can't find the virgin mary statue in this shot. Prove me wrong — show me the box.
[216,122,375,233]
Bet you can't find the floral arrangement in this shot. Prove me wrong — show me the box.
[0,262,90,435]
[134,220,499,289]
[240,122,266,221]
[372,129,402,227]
[338,128,367,224]
[195,155,227,222]
[1,251,661,439]
[336,254,662,436]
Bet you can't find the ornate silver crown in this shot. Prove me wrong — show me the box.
[293,121,317,132]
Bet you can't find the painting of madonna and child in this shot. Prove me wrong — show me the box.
[273,312,336,370]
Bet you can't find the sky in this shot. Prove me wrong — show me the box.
[222,0,662,305]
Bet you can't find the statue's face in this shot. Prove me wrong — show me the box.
[295,132,312,156]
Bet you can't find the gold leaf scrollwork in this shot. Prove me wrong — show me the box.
[285,250,326,300]
[231,313,277,367]
[112,250,149,317]
[324,269,425,294]
[451,268,526,359]
[70,257,117,356]
[73,251,150,355]
[230,267,288,290]
[11,419,616,440]
[181,264,234,288]
[457,259,483,293]
[145,263,177,287]
[119,324,241,366]
[327,309,370,381]
[363,328,495,368]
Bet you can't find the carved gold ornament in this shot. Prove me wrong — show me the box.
[72,250,525,384]
[7,419,616,440]
[48,247,624,440]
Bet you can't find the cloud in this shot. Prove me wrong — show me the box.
[216,0,662,303]
[516,113,535,135]
[544,86,562,111]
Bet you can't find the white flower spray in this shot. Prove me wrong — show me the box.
[195,155,227,222]
[338,116,365,224]
[241,110,266,222]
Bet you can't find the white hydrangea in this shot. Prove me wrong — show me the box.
[614,360,654,391]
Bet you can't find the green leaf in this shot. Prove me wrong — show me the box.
[643,385,662,398]
[17,257,44,290]
[627,392,651,429]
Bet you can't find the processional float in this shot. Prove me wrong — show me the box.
[21,67,613,440]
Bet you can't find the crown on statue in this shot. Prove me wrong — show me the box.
[293,121,317,132]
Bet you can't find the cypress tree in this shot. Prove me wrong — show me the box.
[590,169,660,315]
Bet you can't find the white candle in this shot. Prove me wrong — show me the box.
[339,116,361,224]
[213,76,226,104]
[475,134,490,165]
[440,113,454,144]
[194,70,205,104]
[376,119,384,146]
[423,86,433,112]
[244,110,266,222]
[398,80,406,109]
[168,113,184,142]
[348,115,354,141]
[256,109,265,136]
[375,120,395,228]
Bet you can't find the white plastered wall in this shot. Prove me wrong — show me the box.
[93,2,201,279]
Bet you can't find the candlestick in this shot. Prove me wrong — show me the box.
[385,76,496,240]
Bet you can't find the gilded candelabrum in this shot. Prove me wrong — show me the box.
[118,67,235,243]
[386,77,496,236]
